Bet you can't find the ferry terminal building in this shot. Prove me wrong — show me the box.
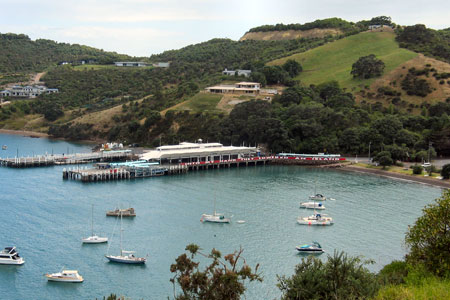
[140,142,257,164]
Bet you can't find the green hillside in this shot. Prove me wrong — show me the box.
[0,33,133,73]
[270,31,418,90]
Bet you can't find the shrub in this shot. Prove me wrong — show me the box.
[441,164,450,179]
[412,165,423,174]
[378,260,409,285]
[405,190,450,276]
[278,251,379,300]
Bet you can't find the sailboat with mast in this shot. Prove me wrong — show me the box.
[82,204,108,244]
[105,211,146,264]
[297,196,333,226]
[201,189,231,223]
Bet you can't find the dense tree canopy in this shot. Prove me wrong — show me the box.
[351,54,385,79]
[405,190,450,277]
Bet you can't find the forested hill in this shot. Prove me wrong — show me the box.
[0,33,133,73]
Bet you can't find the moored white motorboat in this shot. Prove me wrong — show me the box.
[309,194,326,201]
[45,270,84,282]
[297,213,333,226]
[0,247,25,265]
[296,241,324,254]
[300,201,325,210]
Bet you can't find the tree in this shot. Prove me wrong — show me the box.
[170,244,262,300]
[441,164,450,179]
[405,190,450,276]
[351,54,385,79]
[374,151,393,168]
[282,59,302,77]
[278,251,379,300]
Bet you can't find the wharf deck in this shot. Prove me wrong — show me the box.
[0,151,134,168]
[63,156,346,183]
[63,164,187,182]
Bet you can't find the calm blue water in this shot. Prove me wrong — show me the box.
[0,133,442,299]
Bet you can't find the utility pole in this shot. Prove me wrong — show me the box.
[428,141,432,163]
[368,141,372,164]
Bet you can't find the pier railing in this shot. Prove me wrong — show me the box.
[0,151,134,168]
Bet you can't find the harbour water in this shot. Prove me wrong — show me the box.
[0,133,442,299]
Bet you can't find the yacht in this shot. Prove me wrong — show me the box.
[105,251,147,264]
[106,207,136,217]
[82,204,108,244]
[0,247,25,265]
[45,270,84,282]
[300,201,325,210]
[105,211,146,264]
[201,212,231,223]
[296,242,324,254]
[297,213,333,226]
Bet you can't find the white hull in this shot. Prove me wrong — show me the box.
[297,219,333,226]
[0,258,25,265]
[297,214,333,226]
[45,271,83,283]
[105,255,146,264]
[82,236,108,244]
[309,196,326,201]
[300,202,325,210]
[201,214,230,223]
[46,276,83,283]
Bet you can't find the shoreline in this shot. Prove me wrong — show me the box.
[0,129,101,144]
[339,164,450,189]
[0,128,49,138]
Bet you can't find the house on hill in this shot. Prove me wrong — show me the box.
[0,85,58,99]
[205,82,260,95]
[153,62,170,68]
[222,68,252,77]
[114,61,148,67]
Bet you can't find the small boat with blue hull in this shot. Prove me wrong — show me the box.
[296,242,324,254]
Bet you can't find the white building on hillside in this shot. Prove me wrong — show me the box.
[222,68,252,77]
[0,85,58,98]
[205,82,261,95]
[114,61,148,67]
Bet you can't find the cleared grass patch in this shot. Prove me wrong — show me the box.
[375,278,450,300]
[171,93,223,113]
[269,31,418,91]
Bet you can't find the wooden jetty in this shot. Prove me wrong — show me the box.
[63,164,188,182]
[0,150,134,168]
[63,155,346,183]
